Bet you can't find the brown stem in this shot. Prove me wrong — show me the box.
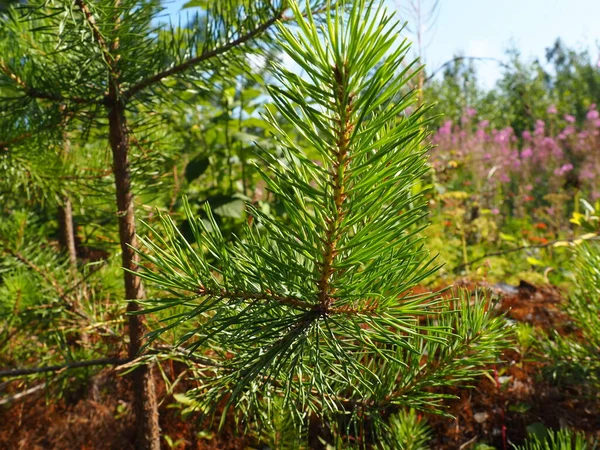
[108,80,160,450]
[317,63,353,312]
[57,134,77,269]
[57,175,78,269]
[74,0,112,62]
[74,0,160,445]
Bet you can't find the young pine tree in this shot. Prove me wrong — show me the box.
[1,1,322,447]
[136,0,509,445]
[544,239,600,389]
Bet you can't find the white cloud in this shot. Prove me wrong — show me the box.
[465,39,502,90]
[466,39,491,58]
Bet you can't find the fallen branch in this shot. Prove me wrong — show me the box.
[0,383,47,406]
[0,358,129,378]
[454,234,599,272]
[0,345,224,379]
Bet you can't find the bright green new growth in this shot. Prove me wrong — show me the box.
[136,0,509,441]
[544,240,600,388]
[513,428,598,450]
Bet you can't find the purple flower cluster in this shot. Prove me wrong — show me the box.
[430,105,600,214]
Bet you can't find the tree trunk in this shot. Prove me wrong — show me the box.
[108,95,160,450]
[57,196,78,269]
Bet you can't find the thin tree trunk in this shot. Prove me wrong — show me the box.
[57,135,78,269]
[57,196,77,269]
[108,94,160,450]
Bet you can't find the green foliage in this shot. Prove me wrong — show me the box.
[381,409,431,450]
[543,240,600,388]
[424,57,483,126]
[0,207,125,386]
[425,40,600,132]
[513,428,597,450]
[136,0,510,441]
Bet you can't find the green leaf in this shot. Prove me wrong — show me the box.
[213,198,245,218]
[184,156,210,182]
[181,0,209,10]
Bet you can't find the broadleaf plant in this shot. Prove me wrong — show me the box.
[136,0,510,444]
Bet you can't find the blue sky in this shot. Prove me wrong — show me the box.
[413,0,600,88]
[162,0,600,89]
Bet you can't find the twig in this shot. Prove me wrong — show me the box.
[197,286,315,311]
[1,247,86,319]
[148,344,222,368]
[0,383,47,406]
[0,106,77,151]
[454,234,599,272]
[0,358,129,378]
[424,56,510,84]
[459,436,478,450]
[74,0,113,65]
[0,60,90,104]
[0,131,33,151]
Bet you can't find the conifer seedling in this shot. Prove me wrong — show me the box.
[136,0,509,444]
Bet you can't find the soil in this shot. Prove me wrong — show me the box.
[1,281,598,449]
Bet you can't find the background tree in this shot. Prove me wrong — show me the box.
[395,0,441,102]
[0,0,327,447]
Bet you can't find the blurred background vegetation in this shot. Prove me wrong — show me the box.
[0,0,599,448]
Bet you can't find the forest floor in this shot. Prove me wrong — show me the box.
[1,281,599,450]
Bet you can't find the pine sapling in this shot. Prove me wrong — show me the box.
[136,0,510,444]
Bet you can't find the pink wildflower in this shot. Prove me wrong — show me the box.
[554,163,574,176]
[521,148,533,158]
[587,109,599,121]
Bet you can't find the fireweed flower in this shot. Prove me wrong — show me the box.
[535,120,545,135]
[430,109,599,217]
[554,163,574,176]
[521,148,533,158]
[547,105,558,114]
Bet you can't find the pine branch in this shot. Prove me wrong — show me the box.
[198,286,315,311]
[0,130,33,151]
[0,60,92,104]
[0,105,76,151]
[74,0,113,67]
[1,247,89,321]
[122,10,284,100]
[135,0,511,430]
